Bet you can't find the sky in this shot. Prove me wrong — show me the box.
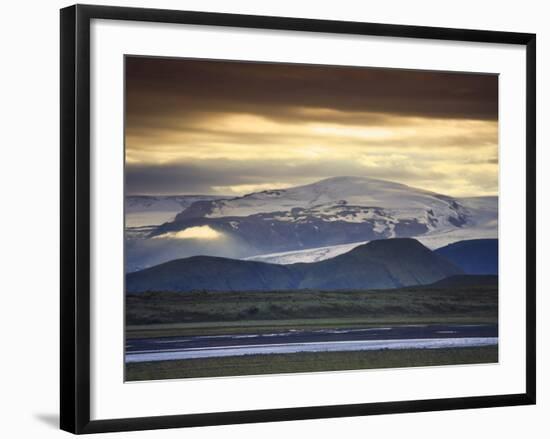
[125,56,498,197]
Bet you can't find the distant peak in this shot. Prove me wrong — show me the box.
[305,176,422,191]
[352,238,429,253]
[369,237,424,244]
[315,175,392,184]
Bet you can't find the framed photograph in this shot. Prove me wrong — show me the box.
[60,4,536,434]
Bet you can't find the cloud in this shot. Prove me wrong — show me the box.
[125,110,497,163]
[125,154,498,198]
[125,56,499,197]
[153,226,223,240]
[126,57,498,123]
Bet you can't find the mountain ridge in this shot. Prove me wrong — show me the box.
[149,176,479,251]
[435,239,498,275]
[126,238,464,293]
[426,274,498,288]
[125,176,497,272]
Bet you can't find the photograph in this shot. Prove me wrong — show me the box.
[123,56,499,382]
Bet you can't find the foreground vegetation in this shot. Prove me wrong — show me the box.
[126,345,498,381]
[126,286,497,339]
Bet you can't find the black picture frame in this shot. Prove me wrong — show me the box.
[60,4,536,434]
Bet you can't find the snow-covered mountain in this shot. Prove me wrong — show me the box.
[174,176,469,232]
[125,195,229,227]
[242,185,497,265]
[127,176,497,271]
[246,224,497,265]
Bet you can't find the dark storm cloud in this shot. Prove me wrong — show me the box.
[126,56,498,128]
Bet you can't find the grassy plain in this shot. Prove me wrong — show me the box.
[126,345,498,381]
[126,286,497,339]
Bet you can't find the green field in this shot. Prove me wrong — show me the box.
[126,285,497,339]
[126,346,498,381]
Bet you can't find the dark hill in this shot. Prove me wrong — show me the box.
[126,256,298,293]
[126,238,464,293]
[294,238,463,290]
[435,239,498,275]
[426,274,498,288]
